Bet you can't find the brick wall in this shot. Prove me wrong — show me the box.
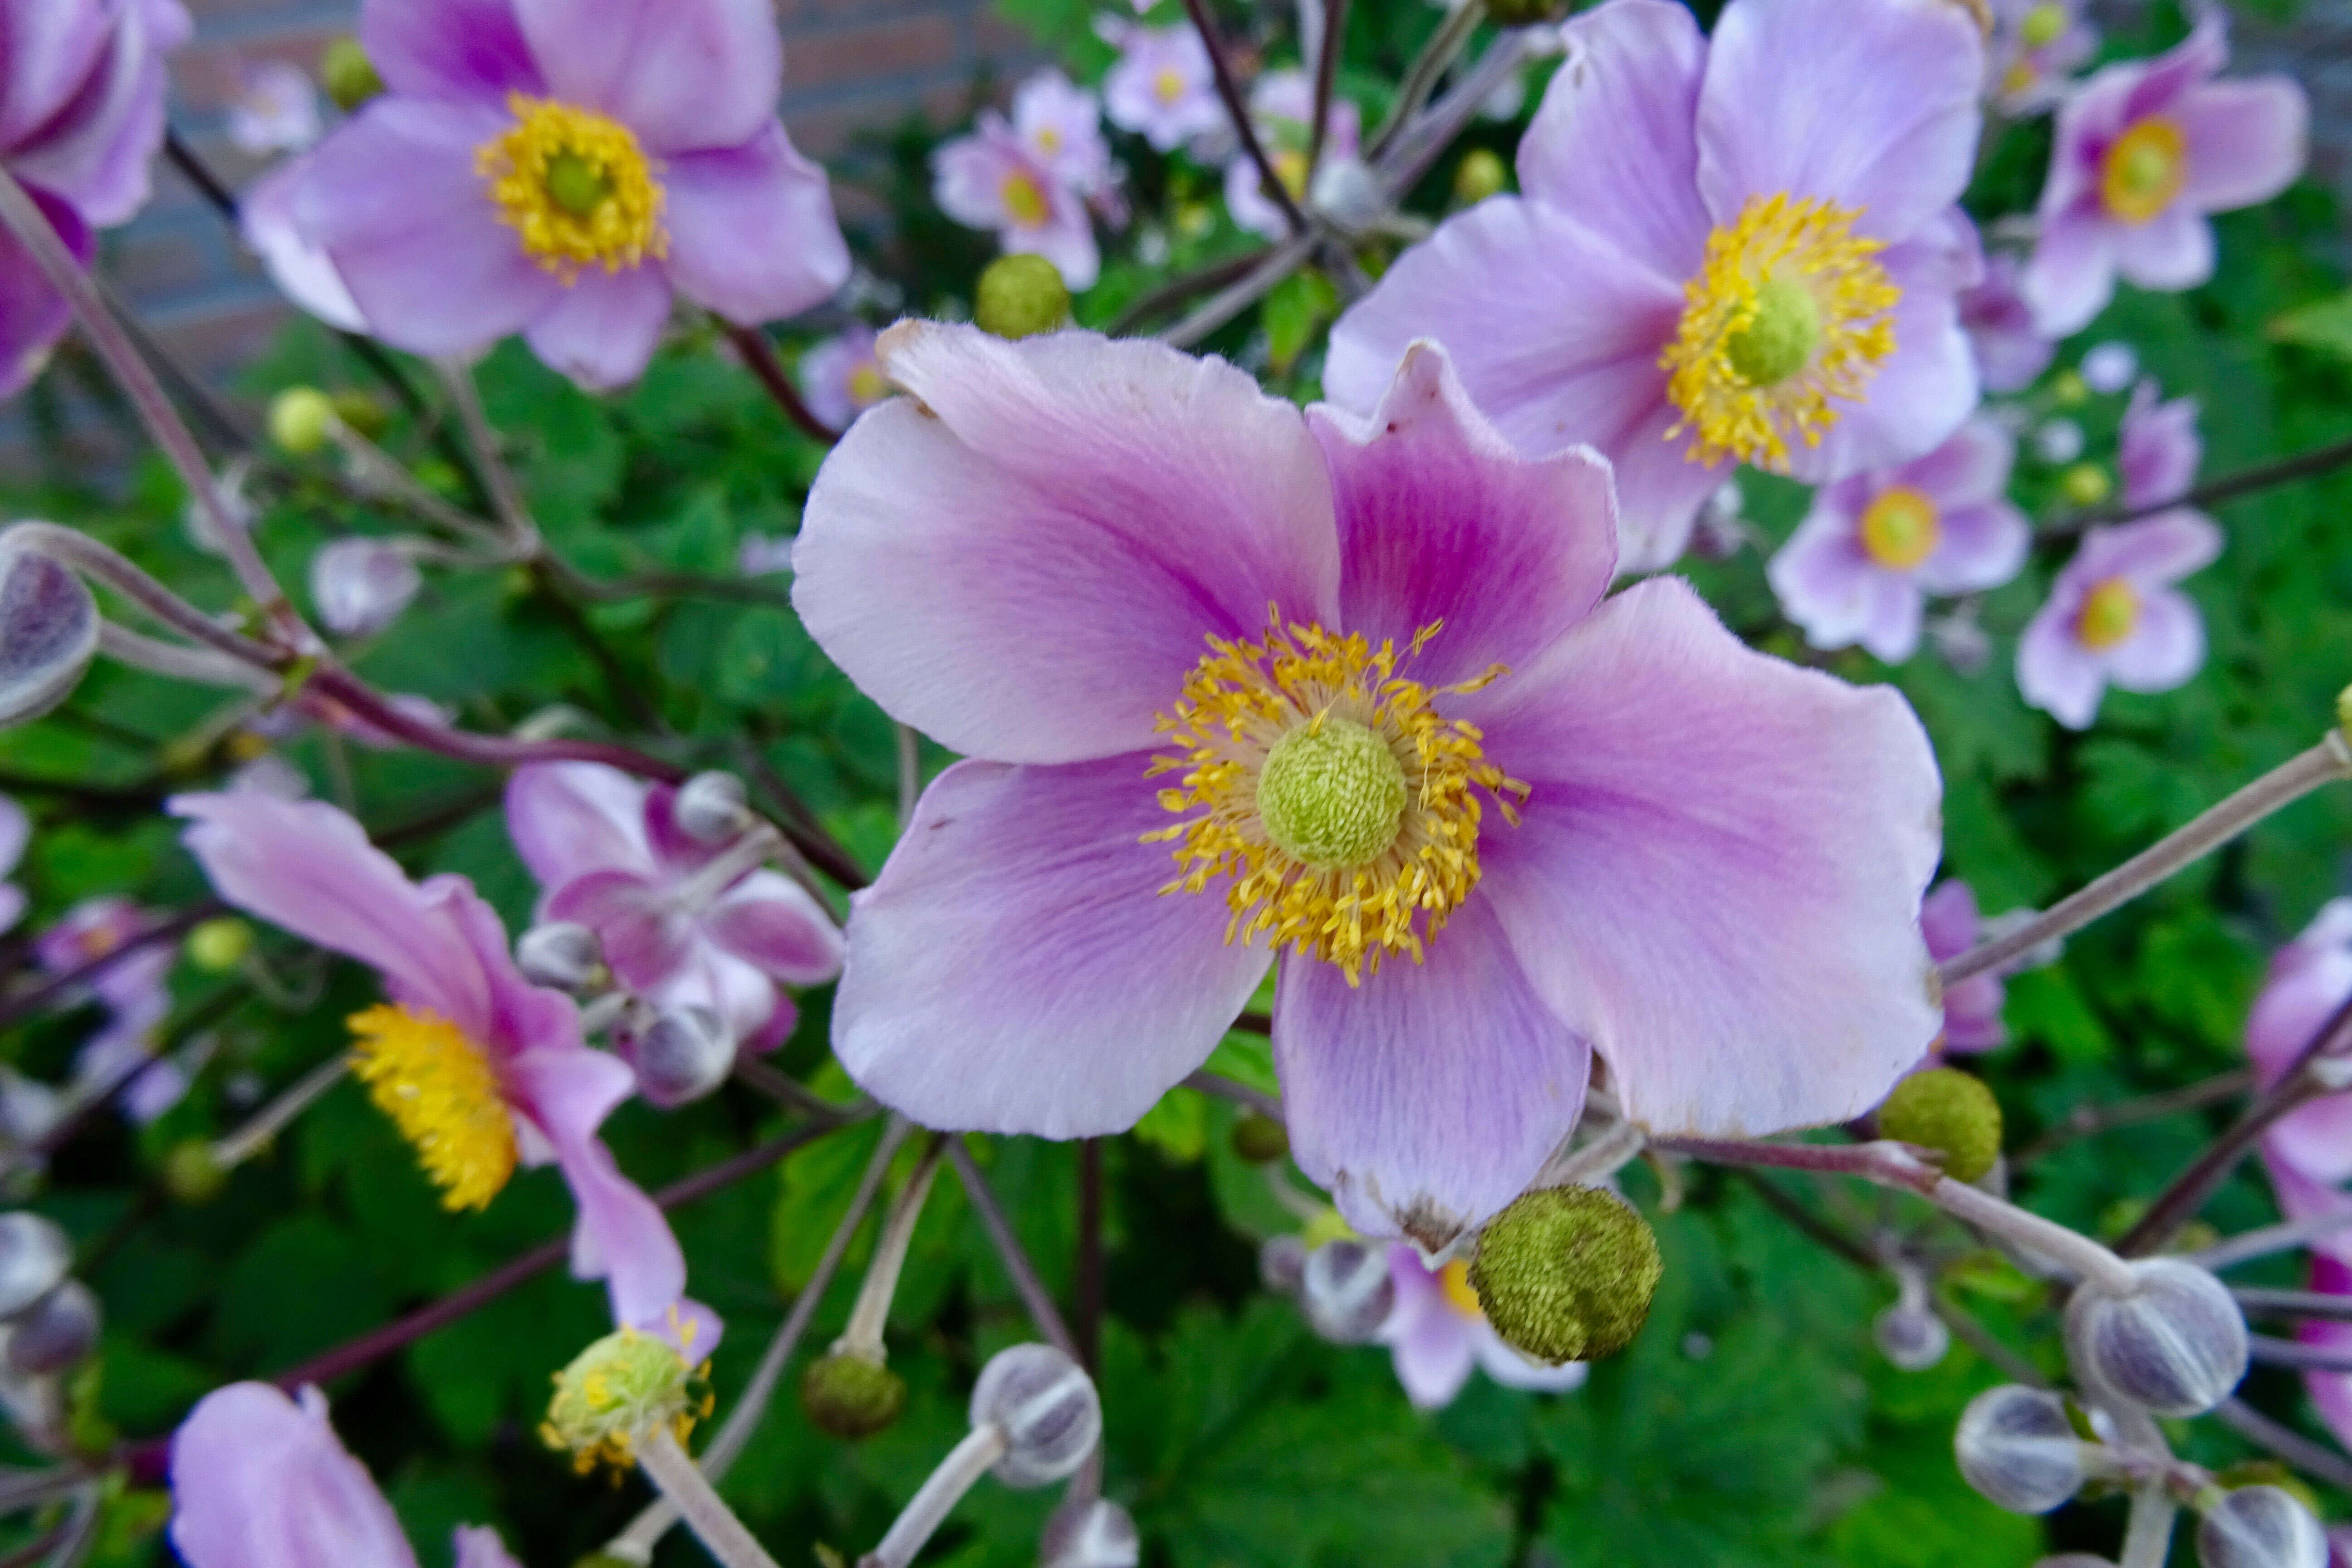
[119,0,1044,384]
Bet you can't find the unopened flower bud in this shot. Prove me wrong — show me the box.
[329,389,389,440]
[1039,1497,1140,1568]
[162,1140,228,1205]
[1308,158,1382,232]
[184,917,252,974]
[1878,1067,2003,1183]
[974,255,1069,341]
[542,1328,706,1474]
[1230,1111,1289,1164]
[1300,1238,1394,1344]
[0,1213,71,1320]
[2059,462,2112,508]
[633,1007,735,1108]
[2065,1257,2247,1416]
[1469,1186,1662,1365]
[1259,1233,1306,1297]
[1874,1300,1951,1372]
[971,1343,1100,1486]
[268,387,338,455]
[309,537,421,639]
[321,38,383,112]
[673,771,752,845]
[2051,369,2091,408]
[800,1349,906,1440]
[2081,342,2138,395]
[516,922,603,992]
[1954,1385,2089,1514]
[6,1280,98,1374]
[2034,416,2085,462]
[2196,1485,2328,1568]
[1453,147,1509,206]
[0,548,97,727]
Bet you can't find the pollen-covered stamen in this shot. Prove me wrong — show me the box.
[1661,192,1900,471]
[1859,486,1940,570]
[1001,169,1050,226]
[346,1003,517,1211]
[2076,577,2140,650]
[1438,1258,1484,1321]
[1145,613,1528,986]
[2101,117,2187,225]
[476,93,666,280]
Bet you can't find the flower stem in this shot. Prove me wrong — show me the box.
[636,1426,783,1568]
[1307,0,1352,173]
[2,523,285,673]
[210,1054,349,1169]
[838,1134,946,1360]
[947,1141,1081,1361]
[1367,0,1485,160]
[724,324,841,446]
[2050,431,2352,538]
[2190,1209,2352,1272]
[862,1424,1011,1568]
[1181,0,1313,237]
[2214,1396,2352,1493]
[1939,736,2352,987]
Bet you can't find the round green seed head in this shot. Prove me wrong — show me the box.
[2058,462,2112,508]
[1724,275,1822,388]
[800,1351,906,1440]
[268,387,338,456]
[1469,1186,1663,1365]
[184,917,252,974]
[543,1329,699,1471]
[1879,1067,2003,1184]
[321,38,384,113]
[1256,718,1407,870]
[162,1141,228,1205]
[1231,1112,1290,1165]
[329,390,390,440]
[1452,148,1509,206]
[974,255,1071,340]
[544,152,613,219]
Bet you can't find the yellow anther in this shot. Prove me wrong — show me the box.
[477,94,665,280]
[1859,486,1940,570]
[2076,577,2140,651]
[2101,118,2188,226]
[347,1004,517,1211]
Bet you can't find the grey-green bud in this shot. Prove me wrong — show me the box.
[1230,1112,1289,1164]
[2064,1257,2247,1417]
[321,38,383,113]
[0,548,97,728]
[162,1141,229,1205]
[6,1280,98,1374]
[268,387,338,455]
[1300,1238,1393,1344]
[1259,1234,1307,1298]
[1469,1186,1662,1364]
[801,1350,906,1440]
[673,771,752,845]
[632,1006,734,1108]
[516,922,603,993]
[1874,1301,1951,1372]
[970,1343,1099,1487]
[0,1213,71,1320]
[2196,1485,2328,1568]
[1878,1067,2003,1183]
[1953,1386,2089,1514]
[975,255,1070,340]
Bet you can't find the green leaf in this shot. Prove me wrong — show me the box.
[2269,289,2352,359]
[1264,271,1342,375]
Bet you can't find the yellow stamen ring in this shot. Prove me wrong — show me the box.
[2076,577,2140,651]
[477,93,666,280]
[1145,612,1527,987]
[2101,117,2188,226]
[1859,486,1941,571]
[348,1003,517,1211]
[1661,192,1901,472]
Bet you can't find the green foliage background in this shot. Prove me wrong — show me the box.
[2,0,2350,1563]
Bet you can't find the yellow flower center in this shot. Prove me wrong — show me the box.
[1439,1258,1485,1320]
[2001,59,2041,96]
[347,1003,517,1211]
[1154,65,1188,105]
[1661,193,1900,471]
[1001,169,1050,226]
[1034,126,1063,156]
[847,363,889,408]
[2076,578,2140,650]
[2059,462,2112,508]
[476,93,666,280]
[1146,614,1526,986]
[2019,1,2068,47]
[1859,485,1940,570]
[2101,118,2188,225]
[1275,148,1312,199]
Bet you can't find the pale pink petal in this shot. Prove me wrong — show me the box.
[702,871,845,985]
[521,264,673,390]
[831,757,1271,1138]
[360,0,539,104]
[1380,1248,1479,1410]
[792,323,1339,765]
[505,763,655,893]
[2111,204,2214,293]
[1767,513,1880,652]
[1914,501,2032,596]
[515,0,781,153]
[2177,78,2307,211]
[2102,588,2205,693]
[1470,578,1943,1137]
[661,125,850,326]
[2021,211,2118,338]
[1474,1326,1588,1393]
[169,1383,418,1568]
[2016,601,2107,730]
[453,1527,524,1568]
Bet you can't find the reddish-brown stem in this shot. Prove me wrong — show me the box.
[725,324,841,446]
[1307,0,1352,174]
[2047,433,2352,539]
[1181,0,1313,236]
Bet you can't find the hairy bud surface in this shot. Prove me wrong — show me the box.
[1953,1385,2088,1514]
[2064,1257,2247,1416]
[1469,1186,1662,1364]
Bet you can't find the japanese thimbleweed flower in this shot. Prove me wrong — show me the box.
[172,791,714,1340]
[171,1382,521,1568]
[1768,416,2031,663]
[1101,20,1222,155]
[2248,901,2352,1267]
[0,0,192,397]
[792,323,1943,1248]
[286,0,852,389]
[800,324,890,433]
[1225,69,1361,239]
[1921,879,2007,1053]
[1984,0,2096,118]
[2015,510,2220,729]
[935,69,1111,290]
[1380,1242,1588,1411]
[2020,15,2306,338]
[1327,0,1987,570]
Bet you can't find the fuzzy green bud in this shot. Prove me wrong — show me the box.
[1468,1186,1662,1364]
[2059,462,2112,508]
[321,39,384,113]
[542,1328,706,1474]
[184,917,252,974]
[268,387,338,456]
[1878,1067,2003,1183]
[974,255,1070,340]
[799,1350,906,1440]
[2051,368,2090,407]
[329,390,389,441]
[1230,1112,1289,1165]
[162,1141,228,1205]
[1452,148,1509,206]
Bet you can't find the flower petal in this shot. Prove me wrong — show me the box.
[661,124,850,326]
[453,1527,524,1568]
[1519,0,1710,280]
[362,0,539,103]
[1470,578,1943,1137]
[0,0,111,152]
[832,756,1271,1137]
[515,0,780,153]
[1695,0,1980,241]
[2111,204,2214,293]
[240,157,367,333]
[1766,511,1878,652]
[1897,415,2015,510]
[2103,588,2205,693]
[2092,509,2224,585]
[1274,898,1591,1250]
[1913,501,2030,596]
[1475,1325,1589,1393]
[2015,601,2106,730]
[520,263,672,390]
[505,762,655,893]
[793,323,1339,765]
[546,868,691,991]
[307,99,563,357]
[702,871,844,985]
[1380,1249,1479,1410]
[1308,342,1616,687]
[169,1383,418,1568]
[2021,211,2118,338]
[2178,78,2307,211]
[0,191,81,401]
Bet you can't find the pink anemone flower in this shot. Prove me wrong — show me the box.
[790,322,1943,1249]
[2014,510,2218,730]
[1382,1244,1587,1410]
